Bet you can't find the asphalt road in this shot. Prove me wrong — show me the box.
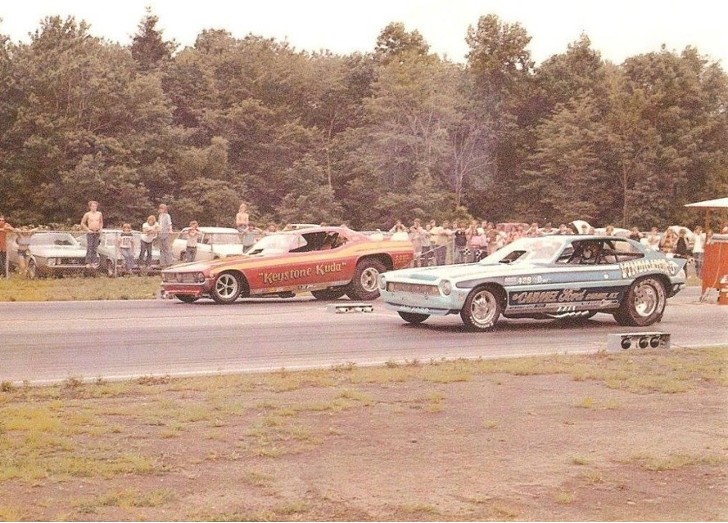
[1,288,726,384]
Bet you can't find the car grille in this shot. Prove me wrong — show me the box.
[162,273,200,283]
[387,282,440,295]
[58,258,84,266]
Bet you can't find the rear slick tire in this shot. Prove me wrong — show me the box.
[613,277,666,327]
[346,259,386,301]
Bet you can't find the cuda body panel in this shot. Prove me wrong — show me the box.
[161,227,414,301]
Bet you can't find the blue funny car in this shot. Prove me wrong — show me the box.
[378,235,686,331]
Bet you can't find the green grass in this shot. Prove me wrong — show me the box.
[0,274,161,301]
[0,347,726,520]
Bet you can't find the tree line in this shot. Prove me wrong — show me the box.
[1,11,726,231]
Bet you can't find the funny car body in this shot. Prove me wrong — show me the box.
[378,235,686,331]
[160,226,414,304]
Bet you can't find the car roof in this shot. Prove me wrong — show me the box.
[180,226,239,233]
[270,226,353,235]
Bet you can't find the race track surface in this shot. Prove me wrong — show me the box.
[1,288,726,384]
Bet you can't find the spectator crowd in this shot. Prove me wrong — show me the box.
[1,201,724,280]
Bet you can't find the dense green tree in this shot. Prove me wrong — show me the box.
[130,8,176,72]
[0,13,725,232]
[463,14,535,220]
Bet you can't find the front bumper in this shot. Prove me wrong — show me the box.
[379,288,468,316]
[160,279,214,298]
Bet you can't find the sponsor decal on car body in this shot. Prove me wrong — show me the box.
[619,259,679,278]
[259,262,348,285]
[507,287,624,312]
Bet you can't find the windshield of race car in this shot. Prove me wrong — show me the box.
[480,237,565,264]
[247,233,305,255]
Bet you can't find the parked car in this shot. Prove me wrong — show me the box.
[379,235,686,331]
[171,227,244,262]
[90,229,161,276]
[161,226,415,304]
[7,231,88,278]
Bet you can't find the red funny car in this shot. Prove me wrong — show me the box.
[161,226,415,304]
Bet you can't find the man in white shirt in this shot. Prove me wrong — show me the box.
[158,204,174,268]
[692,226,706,278]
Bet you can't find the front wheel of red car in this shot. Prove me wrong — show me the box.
[613,276,666,327]
[346,259,386,301]
[211,272,242,304]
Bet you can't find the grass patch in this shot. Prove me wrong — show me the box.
[554,490,576,504]
[628,452,728,471]
[0,347,726,519]
[0,275,161,301]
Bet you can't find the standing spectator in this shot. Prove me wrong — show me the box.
[465,220,480,262]
[509,224,525,244]
[526,222,542,237]
[408,220,425,267]
[494,223,508,252]
[241,223,261,253]
[117,223,136,274]
[14,226,38,277]
[389,220,407,235]
[432,221,452,265]
[692,226,706,278]
[420,223,433,266]
[138,215,158,268]
[442,220,455,264]
[80,200,103,268]
[157,204,174,268]
[185,221,200,262]
[674,228,689,276]
[557,223,570,235]
[605,224,615,236]
[541,222,555,235]
[645,227,661,250]
[470,225,486,261]
[235,203,249,233]
[628,227,642,241]
[453,221,468,264]
[265,222,279,234]
[0,215,14,278]
[659,228,676,255]
[429,221,443,265]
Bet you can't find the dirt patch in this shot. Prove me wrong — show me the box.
[1,351,727,521]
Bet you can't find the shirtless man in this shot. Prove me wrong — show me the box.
[81,200,103,268]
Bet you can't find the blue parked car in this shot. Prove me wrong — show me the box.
[378,235,687,331]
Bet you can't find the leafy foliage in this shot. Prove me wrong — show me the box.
[0,12,725,231]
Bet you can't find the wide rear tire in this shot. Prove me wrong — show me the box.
[346,259,386,301]
[613,276,666,327]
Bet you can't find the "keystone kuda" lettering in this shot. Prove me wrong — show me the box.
[261,262,346,285]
